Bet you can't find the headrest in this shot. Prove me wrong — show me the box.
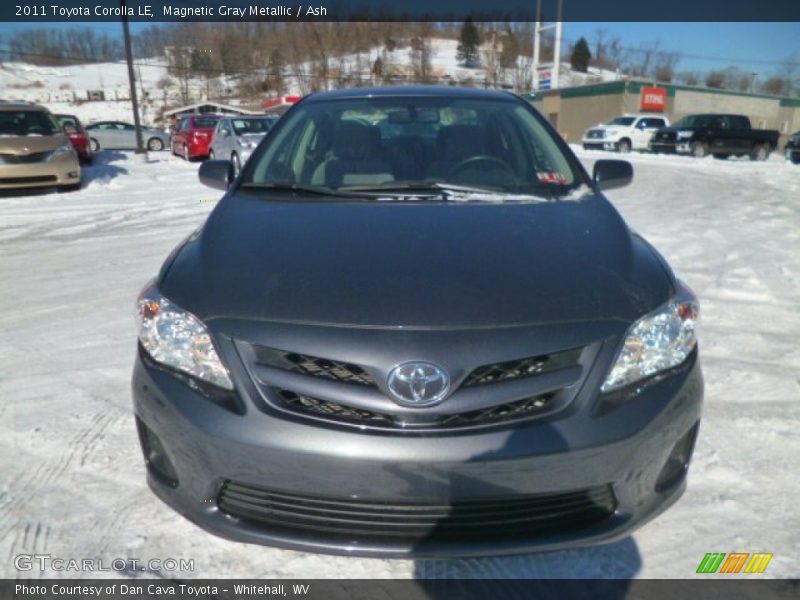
[333,121,381,160]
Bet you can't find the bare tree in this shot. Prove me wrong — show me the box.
[705,70,725,89]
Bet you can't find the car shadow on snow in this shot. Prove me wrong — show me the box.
[82,150,129,185]
[406,424,642,593]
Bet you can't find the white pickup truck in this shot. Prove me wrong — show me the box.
[582,114,670,153]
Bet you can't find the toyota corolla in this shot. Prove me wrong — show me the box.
[132,87,702,557]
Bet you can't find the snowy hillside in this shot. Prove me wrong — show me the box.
[0,38,621,126]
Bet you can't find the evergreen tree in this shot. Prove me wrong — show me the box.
[457,18,481,66]
[570,37,591,73]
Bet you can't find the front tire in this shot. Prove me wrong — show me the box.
[89,138,100,152]
[147,137,164,151]
[750,143,769,161]
[691,141,708,158]
[182,144,190,161]
[231,153,241,178]
[617,139,631,154]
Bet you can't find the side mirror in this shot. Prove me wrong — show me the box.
[593,159,633,191]
[199,159,233,191]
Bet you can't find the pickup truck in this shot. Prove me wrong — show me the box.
[582,114,670,153]
[649,113,779,160]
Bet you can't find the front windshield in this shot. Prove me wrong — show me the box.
[244,96,581,197]
[232,118,275,135]
[674,115,713,128]
[606,117,635,126]
[0,111,61,136]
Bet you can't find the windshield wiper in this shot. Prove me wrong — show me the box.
[338,181,506,196]
[239,182,353,197]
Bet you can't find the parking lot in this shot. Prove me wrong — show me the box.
[1,148,798,578]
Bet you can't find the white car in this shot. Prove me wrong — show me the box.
[582,114,670,153]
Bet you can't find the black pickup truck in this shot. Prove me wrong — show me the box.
[649,113,779,160]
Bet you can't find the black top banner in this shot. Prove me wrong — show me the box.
[2,0,800,22]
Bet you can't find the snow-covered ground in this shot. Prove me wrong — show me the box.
[0,148,798,579]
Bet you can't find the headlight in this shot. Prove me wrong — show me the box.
[604,130,619,139]
[136,284,234,390]
[601,282,699,392]
[48,143,74,161]
[676,130,693,139]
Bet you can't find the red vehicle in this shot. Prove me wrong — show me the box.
[55,113,93,165]
[170,114,220,160]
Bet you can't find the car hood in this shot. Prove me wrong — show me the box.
[0,134,68,153]
[159,192,675,329]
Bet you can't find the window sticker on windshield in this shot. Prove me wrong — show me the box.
[537,171,568,184]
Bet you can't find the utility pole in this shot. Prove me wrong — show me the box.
[531,0,564,93]
[121,0,145,154]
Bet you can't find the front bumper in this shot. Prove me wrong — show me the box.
[132,325,703,557]
[0,150,81,190]
[581,138,618,151]
[649,141,691,154]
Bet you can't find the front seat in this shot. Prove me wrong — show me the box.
[312,121,393,188]
[426,124,486,179]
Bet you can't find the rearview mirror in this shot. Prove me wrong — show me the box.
[199,159,233,191]
[593,159,633,191]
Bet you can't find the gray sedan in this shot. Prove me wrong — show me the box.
[84,121,171,152]
[209,116,278,177]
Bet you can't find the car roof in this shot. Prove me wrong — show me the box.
[303,86,518,102]
[0,101,49,112]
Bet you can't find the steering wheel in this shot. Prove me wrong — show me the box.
[448,155,515,179]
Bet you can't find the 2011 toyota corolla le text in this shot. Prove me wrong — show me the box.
[132,87,703,557]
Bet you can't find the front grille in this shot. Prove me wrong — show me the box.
[218,481,617,541]
[0,151,51,164]
[0,175,57,184]
[462,347,582,387]
[586,129,605,139]
[275,389,555,430]
[655,131,676,142]
[253,346,376,387]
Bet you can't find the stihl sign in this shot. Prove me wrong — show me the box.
[641,87,667,111]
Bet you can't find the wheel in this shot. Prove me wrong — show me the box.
[89,138,100,152]
[147,137,164,151]
[183,144,190,161]
[617,139,631,153]
[691,141,707,158]
[231,153,242,178]
[750,143,769,162]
